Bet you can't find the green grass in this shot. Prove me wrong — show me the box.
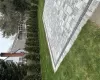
[38,0,100,80]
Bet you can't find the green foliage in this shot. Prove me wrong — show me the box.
[24,74,41,80]
[26,37,39,41]
[13,0,30,13]
[26,28,38,33]
[31,5,38,10]
[0,59,27,80]
[27,63,41,73]
[25,40,39,46]
[25,46,39,53]
[27,32,38,37]
[31,0,38,5]
[26,26,38,33]
[25,53,40,61]
[24,0,41,79]
[0,0,30,37]
[27,18,38,24]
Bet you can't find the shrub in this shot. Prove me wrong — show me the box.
[23,74,41,80]
[25,41,39,46]
[25,53,40,61]
[26,37,39,42]
[27,32,38,37]
[26,28,38,33]
[27,63,41,73]
[25,46,39,53]
[31,0,38,5]
[31,5,38,10]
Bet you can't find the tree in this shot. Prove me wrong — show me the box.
[13,0,30,13]
[0,0,30,37]
[0,13,20,37]
[0,59,27,80]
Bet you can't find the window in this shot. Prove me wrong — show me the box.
[18,31,23,40]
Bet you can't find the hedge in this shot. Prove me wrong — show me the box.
[24,74,41,80]
[25,41,39,46]
[24,0,41,79]
[25,53,40,61]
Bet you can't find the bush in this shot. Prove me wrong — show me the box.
[25,53,40,61]
[0,59,27,80]
[26,28,38,33]
[26,37,39,42]
[25,40,39,46]
[23,74,41,80]
[27,63,41,73]
[26,24,38,29]
[25,46,39,53]
[27,17,38,24]
[27,32,38,37]
[13,0,30,13]
[26,38,39,43]
[31,5,38,10]
[31,0,38,5]
[27,33,38,38]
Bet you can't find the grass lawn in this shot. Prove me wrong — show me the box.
[38,0,100,80]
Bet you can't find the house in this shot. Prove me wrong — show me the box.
[3,22,27,63]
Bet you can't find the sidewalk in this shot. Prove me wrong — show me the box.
[90,3,100,26]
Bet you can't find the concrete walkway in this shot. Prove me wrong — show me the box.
[90,3,100,26]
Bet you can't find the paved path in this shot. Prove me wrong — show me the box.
[90,3,100,26]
